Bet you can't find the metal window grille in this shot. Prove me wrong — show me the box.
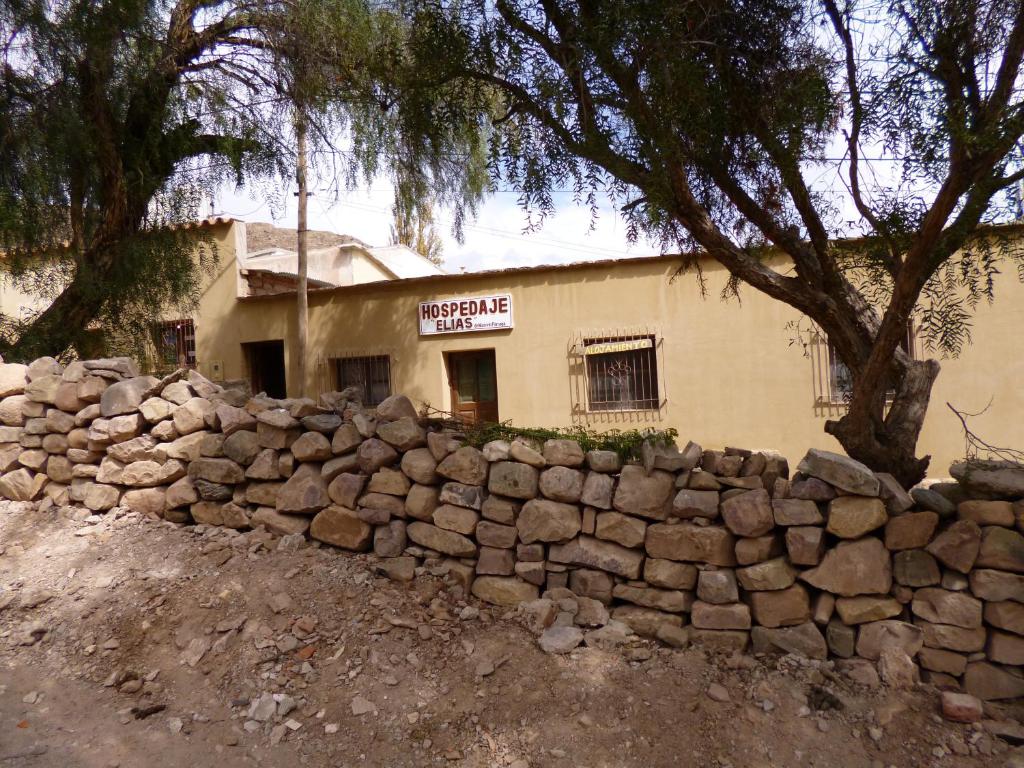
[317,352,392,406]
[569,329,664,414]
[153,319,197,371]
[813,321,918,406]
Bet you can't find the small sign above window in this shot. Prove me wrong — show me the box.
[419,294,514,335]
[584,338,653,356]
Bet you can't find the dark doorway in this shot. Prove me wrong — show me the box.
[243,340,286,399]
[448,349,498,425]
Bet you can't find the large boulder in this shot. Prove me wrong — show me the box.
[99,376,160,417]
[796,448,880,496]
[276,463,330,515]
[310,506,372,551]
[375,393,418,421]
[720,489,774,536]
[975,525,1024,573]
[612,465,674,520]
[406,521,477,557]
[517,499,581,543]
[436,446,488,485]
[925,519,981,573]
[645,522,736,566]
[0,363,28,397]
[548,535,645,579]
[488,461,539,499]
[826,496,887,539]
[950,459,1024,497]
[800,537,891,597]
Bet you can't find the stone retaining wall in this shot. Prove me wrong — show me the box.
[0,356,1021,704]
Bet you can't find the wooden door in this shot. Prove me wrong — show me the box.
[448,350,499,425]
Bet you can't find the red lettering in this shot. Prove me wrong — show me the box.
[478,301,488,315]
[465,317,473,329]
[498,297,509,313]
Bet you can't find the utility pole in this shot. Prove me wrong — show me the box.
[295,107,309,398]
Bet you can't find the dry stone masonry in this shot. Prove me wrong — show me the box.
[0,356,1021,711]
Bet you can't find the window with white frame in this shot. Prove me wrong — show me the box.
[584,334,660,411]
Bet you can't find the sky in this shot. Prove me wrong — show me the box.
[213,179,663,274]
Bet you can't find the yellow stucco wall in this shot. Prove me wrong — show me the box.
[193,220,1024,477]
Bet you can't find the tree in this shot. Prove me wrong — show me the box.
[0,0,490,363]
[412,0,1024,485]
[390,198,444,265]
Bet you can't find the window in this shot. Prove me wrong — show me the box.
[153,319,196,371]
[825,322,917,404]
[584,335,659,411]
[334,354,391,406]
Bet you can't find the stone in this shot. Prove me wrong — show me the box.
[672,489,720,519]
[216,404,256,435]
[189,457,244,484]
[855,620,923,660]
[548,535,644,579]
[926,519,981,573]
[481,439,510,462]
[736,557,796,591]
[789,476,836,501]
[472,576,538,606]
[610,605,683,638]
[918,646,967,675]
[940,692,983,723]
[407,521,477,557]
[785,526,826,566]
[919,620,986,652]
[691,601,751,630]
[747,584,811,628]
[24,374,62,404]
[690,629,750,653]
[0,363,28,397]
[697,569,738,604]
[613,584,691,612]
[592,510,646,549]
[44,409,75,434]
[771,498,823,526]
[320,453,358,482]
[324,473,364,509]
[368,467,411,496]
[373,519,407,557]
[509,439,544,467]
[985,600,1024,635]
[612,465,674,520]
[827,620,857,658]
[433,504,479,535]
[969,568,1024,602]
[645,522,736,566]
[374,416,425,451]
[487,461,539,499]
[436,446,488,485]
[438,481,484,509]
[190,501,225,526]
[514,560,545,585]
[121,459,185,487]
[83,482,120,511]
[95,376,157,418]
[356,492,404,521]
[538,625,584,654]
[909,489,955,520]
[796,448,880,496]
[834,596,901,624]
[245,449,280,480]
[884,511,938,551]
[586,449,621,473]
[735,534,784,565]
[310,506,372,550]
[975,525,1024,573]
[750,622,828,659]
[539,465,585,503]
[686,470,722,491]
[375,393,418,420]
[166,476,199,508]
[988,630,1024,665]
[276,463,330,515]
[218,431,258,466]
[720,489,774,537]
[400,448,438,485]
[18,449,47,471]
[579,471,614,509]
[800,537,892,597]
[963,661,1024,701]
[405,483,439,521]
[826,496,887,539]
[569,569,615,602]
[476,546,514,575]
[329,423,361,455]
[517,499,581,543]
[45,455,73,483]
[876,472,914,515]
[644,559,697,590]
[0,468,44,501]
[195,479,232,501]
[950,459,1024,497]
[121,487,166,517]
[251,507,311,537]
[893,549,941,586]
[290,432,332,462]
[877,645,918,688]
[356,438,398,474]
[542,439,584,467]
[911,588,983,628]
[958,500,1015,527]
[106,413,144,443]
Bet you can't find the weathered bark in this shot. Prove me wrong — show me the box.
[295,108,309,398]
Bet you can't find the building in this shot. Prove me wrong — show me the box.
[3,217,1022,473]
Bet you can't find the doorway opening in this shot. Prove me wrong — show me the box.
[447,349,499,425]
[243,340,286,399]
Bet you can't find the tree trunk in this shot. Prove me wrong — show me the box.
[825,357,941,487]
[295,107,309,399]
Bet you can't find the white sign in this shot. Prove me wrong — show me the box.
[418,294,514,335]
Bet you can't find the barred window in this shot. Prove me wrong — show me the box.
[584,335,659,411]
[825,322,917,404]
[153,319,196,371]
[334,354,391,406]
